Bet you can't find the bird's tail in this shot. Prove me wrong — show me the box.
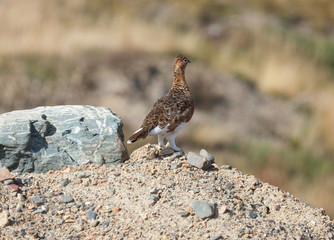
[127,128,145,144]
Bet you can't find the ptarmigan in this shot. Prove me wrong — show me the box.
[127,54,194,152]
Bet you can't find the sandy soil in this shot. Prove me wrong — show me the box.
[0,144,333,239]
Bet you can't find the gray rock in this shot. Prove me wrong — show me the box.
[59,178,70,187]
[62,195,74,203]
[149,195,159,201]
[33,206,48,214]
[187,152,213,170]
[108,186,116,195]
[192,201,215,219]
[249,211,258,219]
[31,196,44,206]
[225,182,233,190]
[3,179,14,185]
[0,105,128,174]
[150,188,158,194]
[85,211,98,220]
[170,162,182,169]
[178,211,190,217]
[210,236,223,240]
[76,172,88,179]
[199,149,215,163]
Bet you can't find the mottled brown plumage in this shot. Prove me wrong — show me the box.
[127,54,194,151]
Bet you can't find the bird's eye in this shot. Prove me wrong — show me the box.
[183,59,188,63]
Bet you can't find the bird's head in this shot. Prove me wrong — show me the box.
[173,54,191,73]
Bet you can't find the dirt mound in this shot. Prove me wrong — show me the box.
[0,145,333,239]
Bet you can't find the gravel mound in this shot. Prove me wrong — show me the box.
[0,144,333,239]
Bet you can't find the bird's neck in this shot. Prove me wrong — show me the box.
[170,69,191,96]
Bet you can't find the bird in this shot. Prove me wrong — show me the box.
[127,54,194,152]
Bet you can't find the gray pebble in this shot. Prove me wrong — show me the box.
[210,236,223,240]
[225,182,233,190]
[15,204,23,212]
[192,201,215,219]
[32,196,44,206]
[62,195,74,203]
[249,211,258,219]
[193,189,200,193]
[170,162,181,169]
[3,179,14,185]
[59,178,70,186]
[149,195,159,201]
[168,152,184,161]
[199,178,209,183]
[76,172,87,178]
[187,152,213,170]
[33,206,48,214]
[199,149,215,163]
[109,186,116,195]
[150,188,158,194]
[85,211,98,220]
[101,220,110,228]
[178,211,190,217]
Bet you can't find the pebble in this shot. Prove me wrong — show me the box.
[199,149,215,163]
[83,178,91,187]
[150,188,158,194]
[17,193,26,202]
[178,211,190,217]
[59,178,70,186]
[76,172,88,178]
[33,206,48,214]
[149,195,159,201]
[187,152,212,170]
[249,211,258,219]
[274,205,281,211]
[32,196,44,206]
[109,186,116,195]
[85,211,98,220]
[192,201,215,219]
[0,211,9,228]
[88,219,99,227]
[16,204,23,212]
[101,220,110,228]
[168,152,184,161]
[0,167,14,182]
[210,236,223,240]
[159,148,174,156]
[221,205,228,214]
[114,172,121,177]
[62,195,74,203]
[225,182,233,190]
[3,179,14,185]
[170,162,181,169]
[6,184,19,192]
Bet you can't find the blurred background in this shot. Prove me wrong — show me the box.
[1,0,333,217]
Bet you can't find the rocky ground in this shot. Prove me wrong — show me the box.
[0,144,333,240]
